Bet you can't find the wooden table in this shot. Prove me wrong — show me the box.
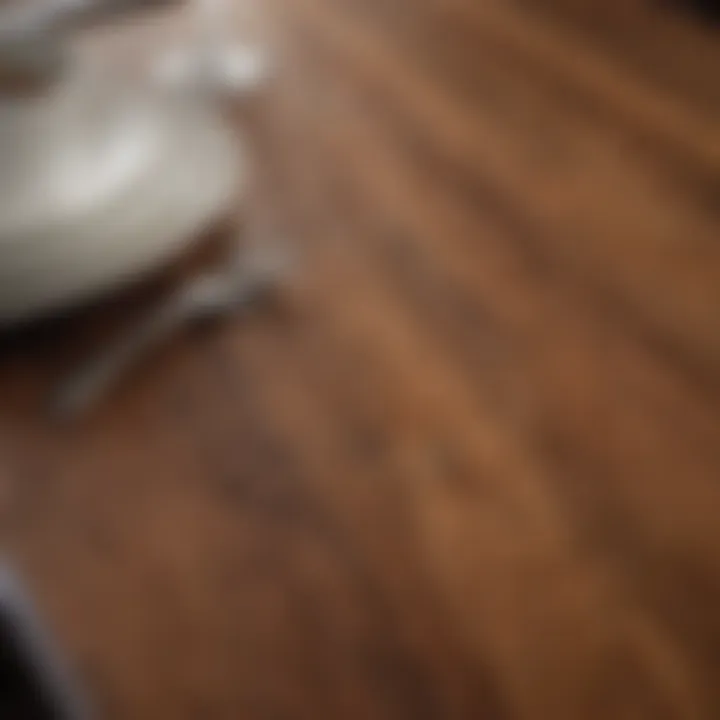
[0,0,719,717]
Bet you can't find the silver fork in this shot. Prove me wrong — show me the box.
[52,244,291,419]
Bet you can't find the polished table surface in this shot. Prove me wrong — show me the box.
[0,0,719,717]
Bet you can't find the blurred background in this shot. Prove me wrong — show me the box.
[0,0,719,717]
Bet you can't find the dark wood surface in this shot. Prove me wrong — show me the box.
[1,0,720,717]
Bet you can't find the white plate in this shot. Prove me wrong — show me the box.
[0,78,242,325]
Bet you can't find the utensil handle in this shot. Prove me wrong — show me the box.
[52,296,187,418]
[0,564,90,719]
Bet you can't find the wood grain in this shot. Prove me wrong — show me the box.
[0,0,719,717]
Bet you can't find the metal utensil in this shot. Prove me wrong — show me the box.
[52,244,291,419]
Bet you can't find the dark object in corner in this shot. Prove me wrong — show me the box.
[0,567,88,719]
[670,0,720,22]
